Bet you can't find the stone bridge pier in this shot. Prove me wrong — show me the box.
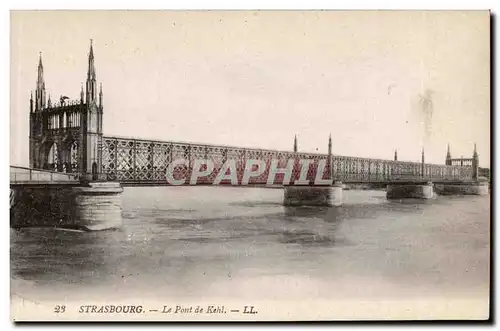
[386,182,435,200]
[283,182,343,207]
[10,180,123,231]
[433,180,490,196]
[386,180,489,200]
[283,179,489,207]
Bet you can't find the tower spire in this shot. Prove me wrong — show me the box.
[446,143,452,165]
[30,91,33,112]
[80,83,84,103]
[293,134,298,152]
[37,52,44,90]
[87,39,95,80]
[328,134,332,160]
[37,52,43,77]
[35,52,46,111]
[86,39,97,103]
[394,149,398,161]
[472,143,479,180]
[421,148,425,178]
[328,134,333,180]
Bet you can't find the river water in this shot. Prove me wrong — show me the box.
[10,187,490,319]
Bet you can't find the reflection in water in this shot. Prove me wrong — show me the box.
[281,207,341,247]
[11,187,490,305]
[11,228,125,284]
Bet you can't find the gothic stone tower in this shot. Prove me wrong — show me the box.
[83,40,104,179]
[29,41,104,180]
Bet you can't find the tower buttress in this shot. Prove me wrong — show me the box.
[99,83,103,108]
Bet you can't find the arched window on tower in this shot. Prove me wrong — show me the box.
[63,112,67,129]
[47,142,59,171]
[92,162,98,180]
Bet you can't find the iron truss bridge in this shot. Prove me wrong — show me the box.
[99,136,474,185]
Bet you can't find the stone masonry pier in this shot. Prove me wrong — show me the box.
[386,182,435,200]
[434,180,490,196]
[283,182,343,207]
[10,182,123,231]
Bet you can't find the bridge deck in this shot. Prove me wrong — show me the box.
[118,179,480,187]
[10,166,79,185]
[11,164,480,187]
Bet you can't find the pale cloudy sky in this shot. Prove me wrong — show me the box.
[10,10,490,166]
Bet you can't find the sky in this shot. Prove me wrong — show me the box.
[10,10,490,167]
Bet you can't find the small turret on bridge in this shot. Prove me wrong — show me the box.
[445,143,479,180]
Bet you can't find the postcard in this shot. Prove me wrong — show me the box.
[10,10,491,321]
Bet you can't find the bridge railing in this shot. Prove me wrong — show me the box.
[100,136,475,184]
[10,166,79,183]
[330,157,473,182]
